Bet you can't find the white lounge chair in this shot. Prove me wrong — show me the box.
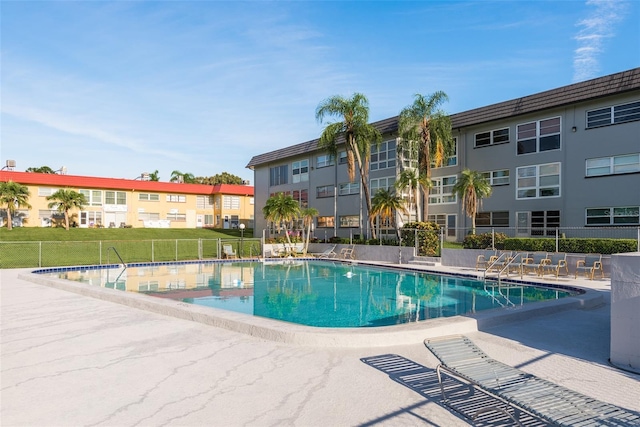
[317,245,337,259]
[425,335,640,426]
[222,244,237,259]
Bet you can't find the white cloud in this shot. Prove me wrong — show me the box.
[572,0,629,82]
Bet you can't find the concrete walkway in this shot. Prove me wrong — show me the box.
[2,266,639,426]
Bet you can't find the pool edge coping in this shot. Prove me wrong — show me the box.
[18,262,605,348]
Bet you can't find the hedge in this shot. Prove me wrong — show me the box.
[463,232,636,254]
[400,221,440,256]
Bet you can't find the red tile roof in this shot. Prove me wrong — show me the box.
[0,171,254,196]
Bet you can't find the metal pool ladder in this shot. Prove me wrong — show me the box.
[106,246,127,267]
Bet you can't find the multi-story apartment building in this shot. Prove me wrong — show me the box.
[0,171,254,229]
[247,68,640,241]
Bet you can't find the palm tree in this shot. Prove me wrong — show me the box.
[398,91,454,219]
[316,93,381,238]
[26,166,55,174]
[395,169,420,222]
[262,193,301,248]
[47,189,87,230]
[300,207,318,255]
[170,170,196,183]
[148,170,160,181]
[370,188,407,239]
[452,169,493,235]
[0,181,31,230]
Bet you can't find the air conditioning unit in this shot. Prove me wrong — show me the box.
[242,180,251,185]
[6,160,16,168]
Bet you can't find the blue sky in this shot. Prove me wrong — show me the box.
[2,0,638,183]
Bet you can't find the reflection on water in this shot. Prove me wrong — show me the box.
[49,261,576,328]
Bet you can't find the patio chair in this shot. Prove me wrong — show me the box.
[539,252,568,278]
[475,249,498,271]
[521,252,547,276]
[317,245,338,259]
[222,244,237,259]
[425,335,640,426]
[487,251,513,274]
[575,254,604,280]
[339,245,356,260]
[504,252,529,277]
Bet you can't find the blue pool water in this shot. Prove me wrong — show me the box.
[38,260,578,327]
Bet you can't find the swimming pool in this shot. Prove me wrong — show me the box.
[36,260,578,328]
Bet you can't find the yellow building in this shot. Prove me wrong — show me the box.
[0,171,254,229]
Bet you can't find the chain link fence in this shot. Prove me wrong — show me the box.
[0,238,263,269]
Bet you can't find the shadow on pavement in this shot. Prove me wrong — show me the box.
[360,353,547,426]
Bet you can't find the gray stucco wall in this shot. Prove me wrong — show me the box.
[610,252,640,373]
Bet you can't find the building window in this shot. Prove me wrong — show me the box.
[316,185,334,198]
[517,117,561,155]
[476,211,509,227]
[482,169,510,186]
[370,177,396,197]
[166,194,186,203]
[429,176,457,204]
[586,153,640,177]
[250,197,254,205]
[474,128,509,148]
[516,163,560,199]
[587,101,640,128]
[292,189,308,208]
[80,190,103,206]
[339,215,359,228]
[338,182,359,195]
[138,212,160,221]
[531,210,560,236]
[138,193,160,202]
[338,151,348,165]
[316,154,335,168]
[370,140,396,171]
[399,143,419,169]
[269,165,288,186]
[166,212,186,222]
[223,196,240,210]
[292,159,309,183]
[196,195,214,209]
[105,191,126,205]
[586,206,639,225]
[38,187,59,197]
[317,216,335,228]
[204,215,214,226]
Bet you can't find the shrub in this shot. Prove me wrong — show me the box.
[400,221,440,256]
[463,232,508,249]
[503,238,636,254]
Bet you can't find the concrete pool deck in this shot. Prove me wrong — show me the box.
[2,265,640,426]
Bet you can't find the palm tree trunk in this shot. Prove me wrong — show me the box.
[352,144,375,239]
[64,211,70,230]
[6,208,13,231]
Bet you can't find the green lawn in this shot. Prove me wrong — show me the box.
[0,227,254,241]
[0,227,259,268]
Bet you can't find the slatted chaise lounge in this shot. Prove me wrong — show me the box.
[424,335,640,426]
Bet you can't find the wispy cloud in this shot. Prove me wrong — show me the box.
[573,0,629,82]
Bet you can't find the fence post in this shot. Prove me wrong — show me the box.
[151,240,155,263]
[555,228,559,253]
[414,228,418,257]
[492,228,495,250]
[198,239,202,260]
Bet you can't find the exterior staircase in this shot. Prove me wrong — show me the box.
[407,256,441,267]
